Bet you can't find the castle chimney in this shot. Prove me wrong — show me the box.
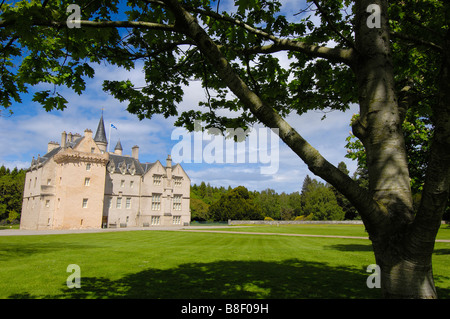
[132,145,139,160]
[166,155,172,180]
[84,129,93,139]
[61,131,67,148]
[47,141,60,153]
[67,132,73,143]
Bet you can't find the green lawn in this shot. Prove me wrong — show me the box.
[0,225,449,299]
[201,223,450,240]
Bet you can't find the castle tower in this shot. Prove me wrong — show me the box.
[94,115,108,153]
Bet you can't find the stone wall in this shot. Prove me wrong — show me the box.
[228,220,364,225]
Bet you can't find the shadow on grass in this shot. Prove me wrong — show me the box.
[0,242,100,261]
[10,259,384,299]
[434,248,450,255]
[325,243,374,252]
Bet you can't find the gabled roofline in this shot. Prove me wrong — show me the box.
[172,162,191,181]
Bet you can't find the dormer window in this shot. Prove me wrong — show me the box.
[119,161,127,175]
[107,160,115,173]
[129,162,136,176]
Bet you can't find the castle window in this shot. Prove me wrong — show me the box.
[121,180,125,187]
[126,197,131,209]
[153,175,161,186]
[173,195,182,211]
[174,177,182,187]
[91,147,95,153]
[151,216,160,225]
[173,216,181,225]
[86,163,91,171]
[152,194,161,210]
[116,197,122,209]
[45,200,50,208]
[82,198,88,208]
[84,177,90,186]
[47,179,51,185]
[130,181,134,188]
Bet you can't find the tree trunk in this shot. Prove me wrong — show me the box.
[353,1,441,298]
[353,0,415,237]
[353,0,414,226]
[372,237,437,298]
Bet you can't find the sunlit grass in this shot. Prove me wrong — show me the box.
[0,226,448,299]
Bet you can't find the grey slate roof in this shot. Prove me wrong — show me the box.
[31,136,84,168]
[94,115,108,144]
[108,154,146,175]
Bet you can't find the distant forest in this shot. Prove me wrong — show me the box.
[191,161,363,222]
[0,161,382,224]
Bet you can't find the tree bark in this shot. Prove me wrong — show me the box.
[353,1,447,298]
[353,0,414,228]
[373,243,437,298]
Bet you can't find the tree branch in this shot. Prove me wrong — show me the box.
[162,0,386,233]
[0,4,355,64]
[183,5,355,65]
[390,31,443,52]
[232,41,354,63]
[0,18,177,32]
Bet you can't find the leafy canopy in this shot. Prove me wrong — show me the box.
[0,0,359,126]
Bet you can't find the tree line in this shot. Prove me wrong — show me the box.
[191,161,361,222]
[0,166,26,225]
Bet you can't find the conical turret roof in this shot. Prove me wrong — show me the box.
[94,115,108,144]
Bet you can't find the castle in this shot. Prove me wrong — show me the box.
[20,115,191,230]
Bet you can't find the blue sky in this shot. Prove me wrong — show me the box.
[0,0,358,193]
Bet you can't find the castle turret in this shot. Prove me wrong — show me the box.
[94,115,107,153]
